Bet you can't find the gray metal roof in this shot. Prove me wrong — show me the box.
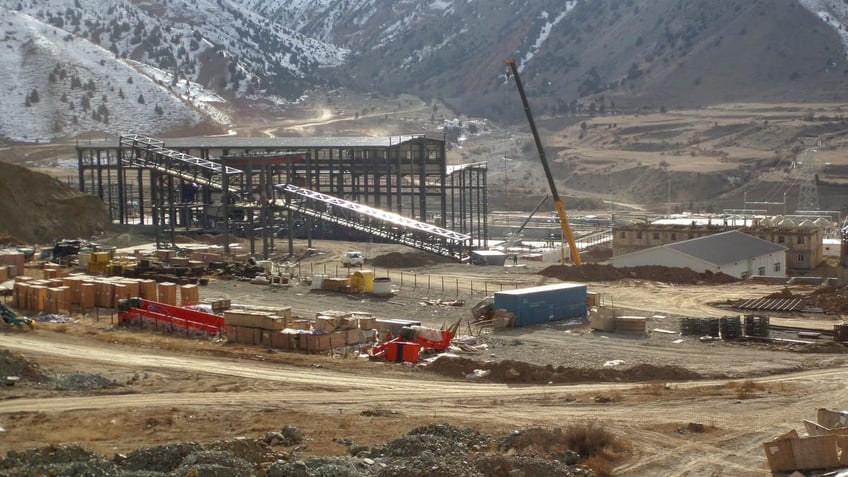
[163,135,437,149]
[665,230,786,265]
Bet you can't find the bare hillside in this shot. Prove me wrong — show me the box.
[0,161,110,243]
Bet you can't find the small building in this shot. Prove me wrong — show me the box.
[494,282,587,327]
[612,222,823,273]
[609,230,786,279]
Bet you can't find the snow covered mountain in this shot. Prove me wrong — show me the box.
[5,0,848,142]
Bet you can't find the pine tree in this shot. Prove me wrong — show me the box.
[137,93,145,104]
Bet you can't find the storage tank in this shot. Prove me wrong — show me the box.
[494,282,587,327]
[310,274,327,290]
[372,277,393,296]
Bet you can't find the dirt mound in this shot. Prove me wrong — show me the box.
[751,286,848,314]
[427,356,701,384]
[540,264,737,285]
[807,287,848,314]
[0,349,47,381]
[0,162,110,244]
[370,251,455,268]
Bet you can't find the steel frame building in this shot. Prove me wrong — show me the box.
[75,134,489,259]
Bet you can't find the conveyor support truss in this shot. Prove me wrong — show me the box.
[119,133,244,193]
[279,184,470,260]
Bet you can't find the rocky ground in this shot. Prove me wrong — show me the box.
[0,409,597,477]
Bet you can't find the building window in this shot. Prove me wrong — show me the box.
[652,232,659,240]
[774,262,781,273]
[620,232,626,238]
[671,233,677,240]
[797,236,804,244]
[798,254,805,262]
[778,236,785,244]
[740,272,749,280]
[637,232,642,239]
[758,266,765,276]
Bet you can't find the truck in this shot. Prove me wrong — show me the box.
[341,251,364,267]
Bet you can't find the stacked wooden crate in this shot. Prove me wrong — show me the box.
[224,308,291,346]
[11,275,176,314]
[0,252,25,278]
[158,282,177,305]
[180,284,199,306]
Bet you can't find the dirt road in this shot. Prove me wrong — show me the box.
[2,320,846,476]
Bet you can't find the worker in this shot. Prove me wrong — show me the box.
[384,329,393,342]
[512,254,518,266]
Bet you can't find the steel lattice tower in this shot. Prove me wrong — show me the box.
[796,138,821,213]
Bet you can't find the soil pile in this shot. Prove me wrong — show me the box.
[0,349,46,381]
[0,162,110,244]
[427,356,702,384]
[0,424,596,477]
[754,286,848,314]
[540,264,737,285]
[370,251,455,268]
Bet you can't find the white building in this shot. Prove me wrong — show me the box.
[609,230,787,279]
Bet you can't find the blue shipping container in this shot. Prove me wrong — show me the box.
[494,282,587,327]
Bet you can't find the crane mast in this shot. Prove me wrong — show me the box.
[505,58,581,265]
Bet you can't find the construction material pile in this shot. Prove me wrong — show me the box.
[0,424,597,477]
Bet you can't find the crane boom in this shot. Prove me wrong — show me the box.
[505,58,581,265]
[504,194,549,249]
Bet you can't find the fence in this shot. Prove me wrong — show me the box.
[298,262,532,299]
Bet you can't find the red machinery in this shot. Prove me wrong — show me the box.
[370,326,454,363]
[118,298,225,334]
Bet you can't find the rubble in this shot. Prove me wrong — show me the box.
[0,424,596,477]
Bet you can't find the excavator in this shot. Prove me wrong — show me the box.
[1,302,33,329]
[505,58,582,265]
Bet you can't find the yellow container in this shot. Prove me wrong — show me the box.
[350,269,375,293]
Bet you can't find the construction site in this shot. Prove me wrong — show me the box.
[5,76,848,476]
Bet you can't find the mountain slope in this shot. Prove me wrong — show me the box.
[6,0,848,142]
